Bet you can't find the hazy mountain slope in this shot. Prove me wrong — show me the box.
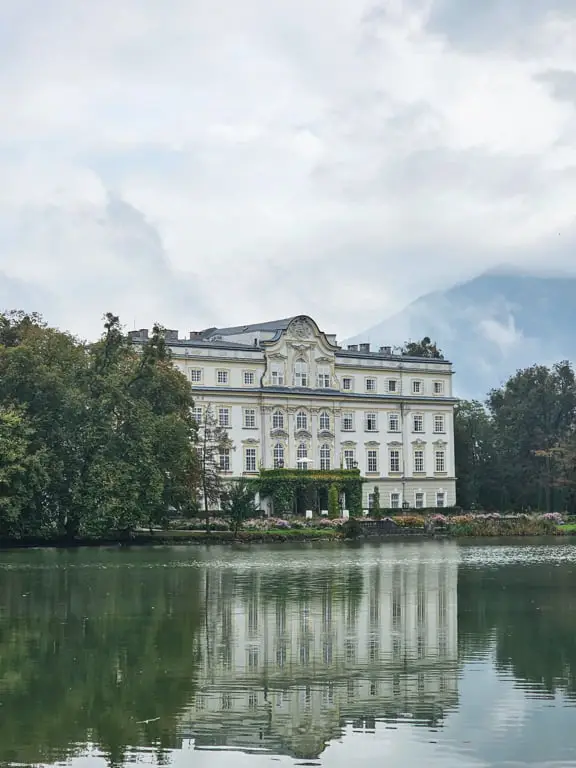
[347,273,576,398]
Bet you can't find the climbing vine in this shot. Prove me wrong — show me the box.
[255,469,362,517]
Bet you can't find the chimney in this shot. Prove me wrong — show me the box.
[165,329,179,341]
[359,343,370,353]
[189,331,202,339]
[128,329,148,341]
[379,345,392,355]
[347,344,358,351]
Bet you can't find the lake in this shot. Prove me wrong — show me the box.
[1,540,576,767]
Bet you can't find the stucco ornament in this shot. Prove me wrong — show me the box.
[290,318,313,339]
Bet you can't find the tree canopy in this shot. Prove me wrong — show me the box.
[0,311,200,540]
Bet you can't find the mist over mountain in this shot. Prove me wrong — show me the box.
[348,272,576,399]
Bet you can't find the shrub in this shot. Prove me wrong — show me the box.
[393,515,425,528]
[328,484,340,519]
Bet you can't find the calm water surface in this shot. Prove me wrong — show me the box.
[2,539,576,767]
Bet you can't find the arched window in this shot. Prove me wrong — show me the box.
[273,443,285,469]
[319,411,330,431]
[297,443,308,470]
[296,410,308,431]
[294,359,309,388]
[320,444,331,471]
[272,410,284,430]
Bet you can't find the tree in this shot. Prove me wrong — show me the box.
[487,362,576,511]
[454,400,500,510]
[195,405,229,532]
[328,484,340,519]
[371,486,381,518]
[401,337,444,359]
[220,480,258,535]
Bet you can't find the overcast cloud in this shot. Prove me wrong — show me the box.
[1,0,576,341]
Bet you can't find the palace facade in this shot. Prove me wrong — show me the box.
[129,315,457,510]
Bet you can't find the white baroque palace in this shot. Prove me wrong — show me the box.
[129,315,456,510]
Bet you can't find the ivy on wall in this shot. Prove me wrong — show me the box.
[255,469,363,517]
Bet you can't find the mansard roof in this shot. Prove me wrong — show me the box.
[199,317,297,338]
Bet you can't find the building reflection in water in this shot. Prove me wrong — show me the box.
[181,542,459,759]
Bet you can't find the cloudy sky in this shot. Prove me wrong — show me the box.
[1,0,576,341]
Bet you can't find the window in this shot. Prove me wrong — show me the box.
[365,377,377,392]
[297,443,308,469]
[243,408,256,428]
[434,414,445,433]
[389,449,400,473]
[414,449,425,473]
[217,370,229,385]
[296,410,308,431]
[273,443,285,469]
[319,411,330,431]
[390,492,400,509]
[433,381,444,395]
[218,407,230,428]
[294,359,308,387]
[243,371,255,386]
[368,492,376,509]
[317,366,330,388]
[219,448,231,472]
[320,444,331,470]
[342,377,353,391]
[388,379,397,393]
[192,406,203,423]
[190,369,202,383]
[244,447,257,473]
[435,450,446,473]
[415,491,424,509]
[412,380,423,394]
[388,413,400,432]
[342,412,354,431]
[413,414,424,433]
[365,412,377,431]
[343,449,356,470]
[271,364,285,386]
[272,410,284,430]
[436,491,445,508]
[367,449,378,473]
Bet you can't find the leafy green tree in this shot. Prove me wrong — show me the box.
[195,405,229,532]
[328,484,340,519]
[487,362,576,511]
[220,479,259,534]
[454,400,500,510]
[401,336,444,359]
[371,486,381,518]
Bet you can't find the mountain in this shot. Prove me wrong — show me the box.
[347,272,576,399]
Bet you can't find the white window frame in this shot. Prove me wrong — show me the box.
[216,369,230,385]
[218,407,230,428]
[367,449,378,474]
[365,412,378,432]
[273,443,285,469]
[317,366,330,389]
[433,381,445,395]
[413,414,424,433]
[388,413,400,432]
[297,443,308,469]
[435,450,446,473]
[412,379,423,395]
[243,408,257,429]
[271,364,285,386]
[320,444,331,471]
[243,370,256,386]
[414,449,425,473]
[272,410,284,430]
[319,411,330,431]
[390,492,400,509]
[294,359,309,388]
[343,449,356,470]
[296,410,308,431]
[342,412,354,431]
[342,376,354,391]
[387,379,398,393]
[433,414,445,434]
[219,448,231,472]
[244,447,257,473]
[192,406,203,423]
[415,491,425,509]
[436,491,446,508]
[365,377,377,393]
[389,449,400,473]
[190,369,202,383]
